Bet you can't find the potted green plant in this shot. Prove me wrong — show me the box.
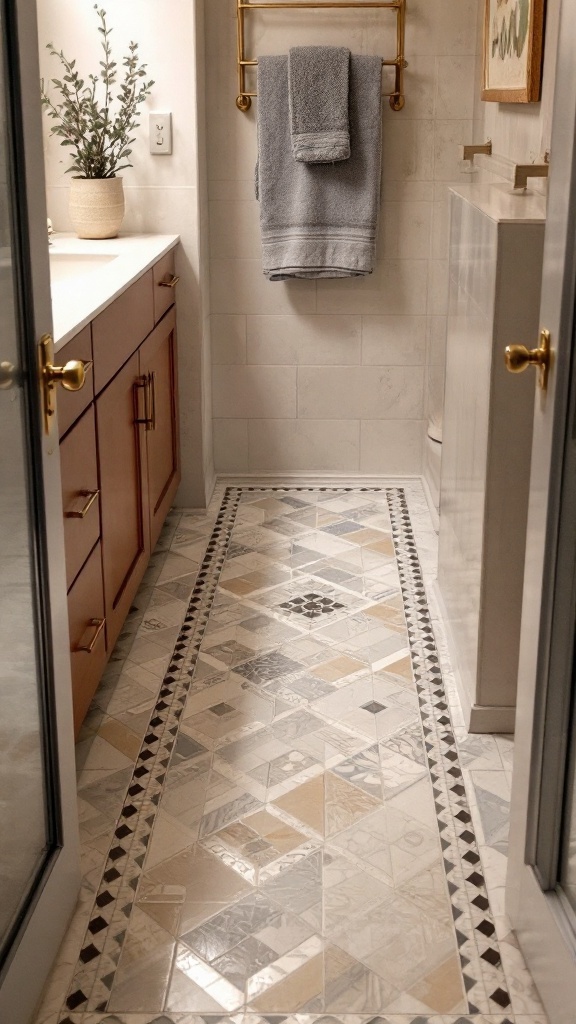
[41,5,154,239]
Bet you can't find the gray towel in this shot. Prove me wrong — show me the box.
[288,46,351,163]
[256,53,383,280]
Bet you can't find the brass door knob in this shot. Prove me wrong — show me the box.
[44,358,86,392]
[39,333,87,432]
[0,361,16,390]
[505,329,551,391]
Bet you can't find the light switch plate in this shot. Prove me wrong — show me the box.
[149,111,172,155]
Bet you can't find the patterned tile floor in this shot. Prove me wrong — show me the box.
[34,483,548,1024]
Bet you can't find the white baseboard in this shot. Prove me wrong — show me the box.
[421,473,440,534]
[216,472,423,488]
[431,579,516,735]
[468,703,517,734]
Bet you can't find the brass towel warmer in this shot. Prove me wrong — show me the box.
[236,0,408,113]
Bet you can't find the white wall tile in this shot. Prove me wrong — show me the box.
[360,420,424,474]
[298,366,424,420]
[213,418,249,472]
[246,315,361,366]
[427,260,449,316]
[248,420,360,472]
[211,315,247,364]
[209,200,261,259]
[381,120,434,183]
[433,119,474,182]
[431,197,450,260]
[213,365,297,419]
[378,202,433,259]
[317,260,428,316]
[381,181,435,203]
[427,316,448,366]
[407,0,478,57]
[435,57,477,120]
[211,259,317,315]
[362,316,427,366]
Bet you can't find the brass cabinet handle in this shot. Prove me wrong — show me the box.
[148,370,157,432]
[134,374,152,429]
[159,273,179,288]
[75,617,105,654]
[505,329,551,391]
[65,489,99,519]
[40,333,87,432]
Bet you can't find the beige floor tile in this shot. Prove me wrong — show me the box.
[248,952,323,1012]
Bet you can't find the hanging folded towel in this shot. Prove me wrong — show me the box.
[256,53,383,280]
[288,46,351,163]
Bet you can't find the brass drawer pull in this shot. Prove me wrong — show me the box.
[134,374,156,430]
[76,617,105,654]
[148,370,157,432]
[66,489,100,519]
[159,273,179,288]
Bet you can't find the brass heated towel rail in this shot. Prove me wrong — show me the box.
[236,0,408,112]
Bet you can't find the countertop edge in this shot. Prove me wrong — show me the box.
[449,183,547,225]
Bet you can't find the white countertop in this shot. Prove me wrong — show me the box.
[50,233,180,351]
[449,183,547,224]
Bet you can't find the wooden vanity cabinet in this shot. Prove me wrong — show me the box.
[58,248,180,735]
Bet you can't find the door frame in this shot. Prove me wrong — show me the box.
[507,0,576,1016]
[0,0,80,1019]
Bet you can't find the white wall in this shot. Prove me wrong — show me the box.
[206,0,480,477]
[37,0,213,507]
[474,0,561,167]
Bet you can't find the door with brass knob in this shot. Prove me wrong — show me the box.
[505,329,551,390]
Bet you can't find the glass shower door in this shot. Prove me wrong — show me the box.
[0,0,79,1017]
[0,17,59,966]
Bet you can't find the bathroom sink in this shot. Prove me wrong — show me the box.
[49,252,117,284]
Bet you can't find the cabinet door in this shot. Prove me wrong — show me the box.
[139,307,181,551]
[96,351,150,650]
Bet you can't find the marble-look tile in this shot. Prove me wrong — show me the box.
[34,486,545,1024]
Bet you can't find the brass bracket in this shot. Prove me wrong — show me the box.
[505,329,551,391]
[460,140,492,162]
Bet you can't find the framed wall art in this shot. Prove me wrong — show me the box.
[482,0,546,103]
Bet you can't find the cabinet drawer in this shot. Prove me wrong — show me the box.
[153,249,178,324]
[68,541,107,737]
[92,272,154,394]
[60,406,100,590]
[57,325,94,438]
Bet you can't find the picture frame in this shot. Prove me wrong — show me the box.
[482,0,546,103]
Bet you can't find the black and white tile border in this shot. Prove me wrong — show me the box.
[386,489,510,1015]
[60,487,511,1021]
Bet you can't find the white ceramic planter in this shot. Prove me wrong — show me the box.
[69,176,125,239]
